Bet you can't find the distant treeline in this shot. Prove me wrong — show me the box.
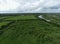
[0,13,60,16]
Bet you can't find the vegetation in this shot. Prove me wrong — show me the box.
[0,14,60,44]
[0,22,10,28]
[4,15,37,20]
[43,14,60,23]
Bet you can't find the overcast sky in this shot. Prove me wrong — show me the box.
[0,0,60,13]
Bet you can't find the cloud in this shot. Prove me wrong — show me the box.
[0,0,60,13]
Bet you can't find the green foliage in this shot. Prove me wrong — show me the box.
[0,20,60,44]
[4,15,37,20]
[0,14,60,44]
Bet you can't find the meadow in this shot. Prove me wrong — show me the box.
[0,13,60,44]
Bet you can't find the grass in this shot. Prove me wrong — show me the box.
[5,15,37,20]
[43,14,60,23]
[0,22,10,28]
[0,14,60,44]
[0,20,60,44]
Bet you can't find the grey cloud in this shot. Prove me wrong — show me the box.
[0,0,60,13]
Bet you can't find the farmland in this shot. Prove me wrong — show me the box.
[0,14,60,44]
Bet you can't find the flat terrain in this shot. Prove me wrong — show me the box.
[0,14,60,44]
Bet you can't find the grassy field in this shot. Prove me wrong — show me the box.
[0,14,60,44]
[0,22,10,28]
[43,14,60,23]
[4,15,37,20]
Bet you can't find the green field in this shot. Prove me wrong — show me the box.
[43,14,60,23]
[4,15,37,20]
[0,14,60,44]
[0,22,10,28]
